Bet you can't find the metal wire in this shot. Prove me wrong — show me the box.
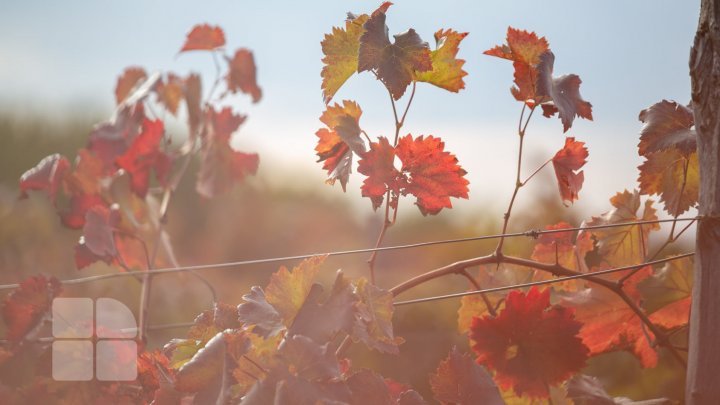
[0,216,697,291]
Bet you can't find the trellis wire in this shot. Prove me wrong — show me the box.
[0,216,697,291]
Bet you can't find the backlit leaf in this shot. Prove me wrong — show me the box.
[395,135,469,215]
[115,67,148,105]
[582,190,660,269]
[561,267,659,367]
[430,346,504,405]
[552,137,588,204]
[321,12,370,103]
[265,256,324,327]
[637,101,699,216]
[469,287,588,398]
[2,275,62,342]
[639,257,692,328]
[315,100,365,191]
[179,24,226,53]
[155,73,185,115]
[226,49,262,103]
[115,118,172,197]
[196,106,258,198]
[358,3,432,100]
[415,29,468,93]
[358,136,399,210]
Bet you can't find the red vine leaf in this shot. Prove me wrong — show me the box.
[358,136,399,210]
[179,24,226,53]
[484,27,549,104]
[357,135,469,215]
[321,12,370,103]
[531,222,593,290]
[2,275,62,342]
[638,100,696,156]
[155,73,185,115]
[395,135,469,215]
[196,107,258,198]
[184,73,203,139]
[469,287,588,398]
[639,257,692,329]
[638,101,699,216]
[430,346,504,405]
[315,100,365,191]
[561,267,659,367]
[358,3,432,100]
[582,190,660,269]
[414,29,468,93]
[278,334,340,381]
[552,137,588,205]
[226,49,262,103]
[115,118,172,198]
[115,67,148,105]
[87,102,146,175]
[19,154,71,204]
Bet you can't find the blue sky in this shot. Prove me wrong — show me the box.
[0,0,700,222]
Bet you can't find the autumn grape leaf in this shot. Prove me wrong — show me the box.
[531,222,593,290]
[321,12,370,103]
[414,29,468,93]
[358,135,469,215]
[287,271,358,344]
[236,286,284,338]
[2,275,62,342]
[196,106,258,198]
[155,73,185,115]
[115,118,172,197]
[179,24,226,53]
[457,264,536,332]
[351,277,403,354]
[552,137,588,205]
[115,67,148,105]
[226,49,262,103]
[637,101,699,216]
[315,100,366,191]
[469,287,588,398]
[484,27,549,103]
[188,302,241,343]
[561,267,660,367]
[396,135,469,215]
[582,190,660,269]
[430,346,504,405]
[87,102,146,174]
[19,154,71,204]
[536,52,593,132]
[638,100,696,156]
[265,256,324,327]
[358,3,432,100]
[358,136,399,210]
[486,28,592,131]
[639,257,692,328]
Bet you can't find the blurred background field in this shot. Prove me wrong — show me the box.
[0,0,700,401]
[0,110,691,401]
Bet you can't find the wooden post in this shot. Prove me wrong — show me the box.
[687,1,720,403]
